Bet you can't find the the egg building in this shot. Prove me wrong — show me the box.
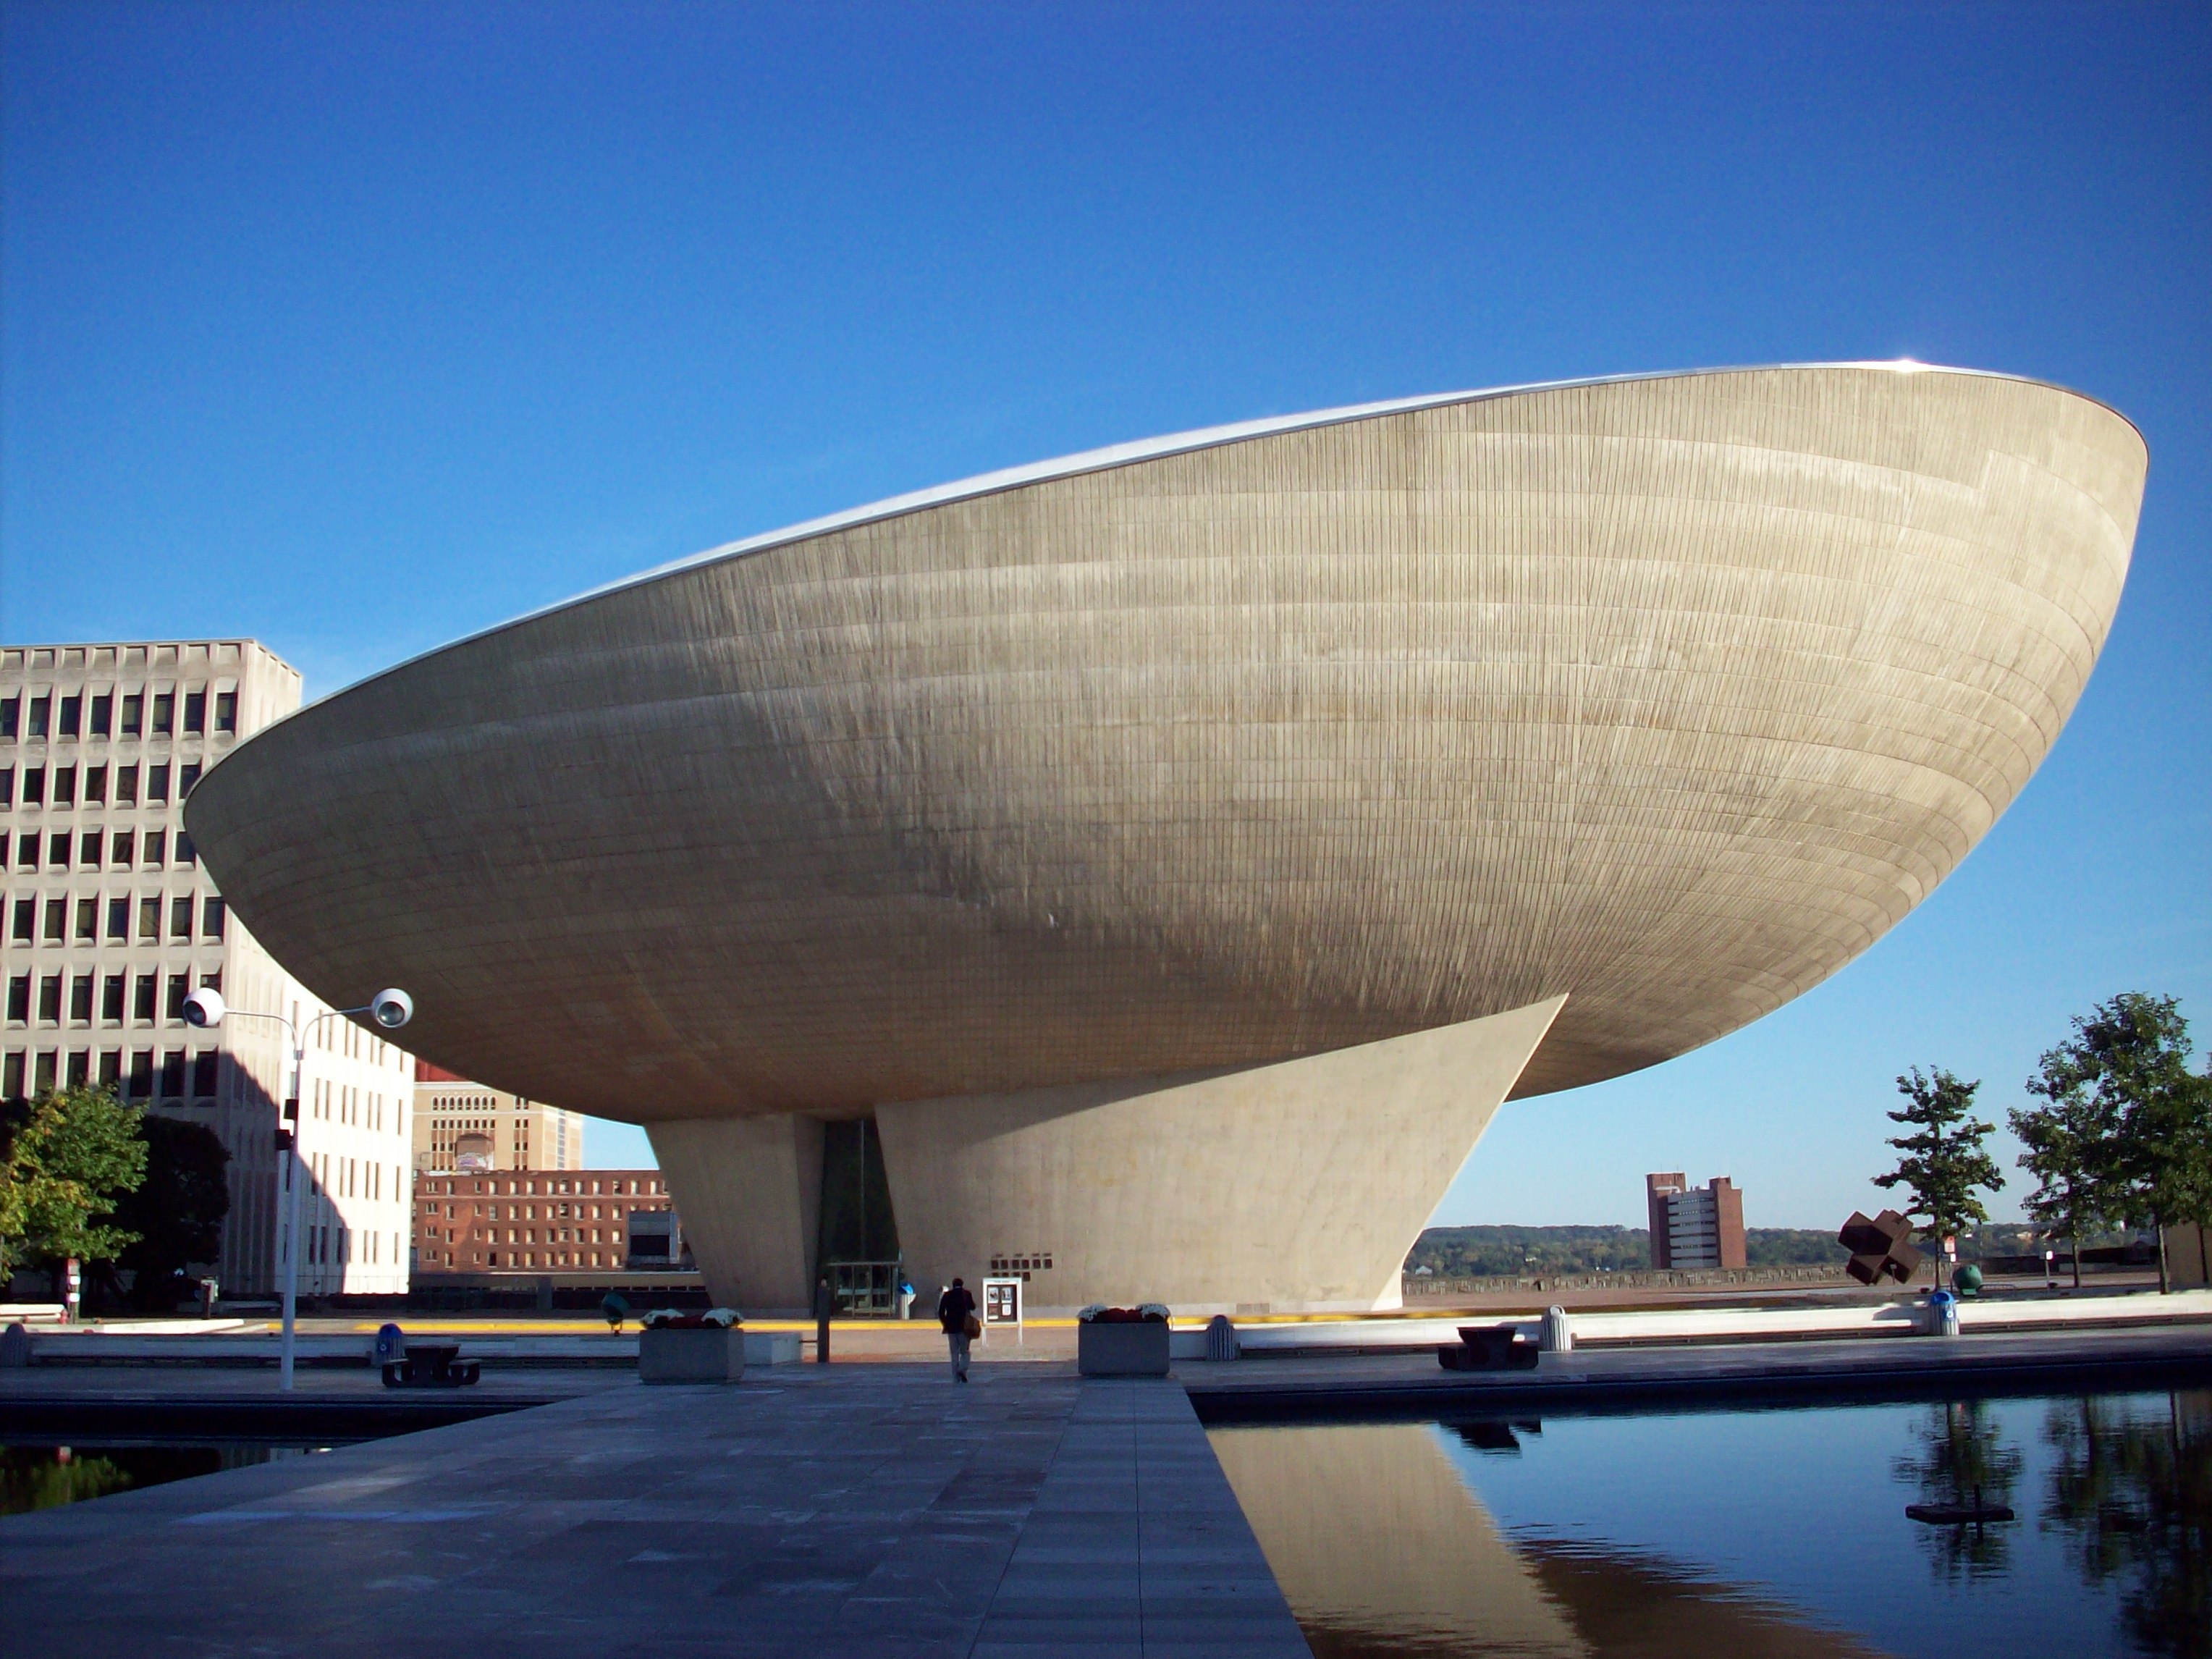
[186,364,2147,1313]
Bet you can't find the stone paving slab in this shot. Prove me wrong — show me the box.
[0,1365,1311,1659]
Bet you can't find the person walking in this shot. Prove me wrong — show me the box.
[937,1277,978,1382]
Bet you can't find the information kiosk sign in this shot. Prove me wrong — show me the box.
[981,1277,1024,1344]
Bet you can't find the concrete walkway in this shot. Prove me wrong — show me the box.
[0,1367,1310,1659]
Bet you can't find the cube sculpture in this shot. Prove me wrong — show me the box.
[1840,1210,1924,1286]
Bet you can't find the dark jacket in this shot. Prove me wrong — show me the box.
[937,1286,976,1335]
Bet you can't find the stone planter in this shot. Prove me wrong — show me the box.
[638,1325,745,1384]
[1078,1320,1170,1377]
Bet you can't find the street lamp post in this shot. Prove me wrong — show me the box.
[184,984,414,1390]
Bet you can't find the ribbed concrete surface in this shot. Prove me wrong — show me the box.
[188,364,2143,1120]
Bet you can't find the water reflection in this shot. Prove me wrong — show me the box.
[0,1442,328,1516]
[1210,1418,1883,1658]
[1893,1401,2025,1579]
[1211,1392,2212,1659]
[2040,1393,2212,1659]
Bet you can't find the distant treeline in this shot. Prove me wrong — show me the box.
[1403,1223,2080,1278]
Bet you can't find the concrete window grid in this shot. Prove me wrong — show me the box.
[2,640,426,1297]
[409,1168,669,1269]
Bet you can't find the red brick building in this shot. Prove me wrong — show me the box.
[412,1168,672,1272]
[1645,1172,1747,1270]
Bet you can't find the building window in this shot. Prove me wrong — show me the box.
[176,832,196,866]
[43,898,64,942]
[203,898,226,940]
[110,830,133,866]
[9,899,29,942]
[69,974,92,1023]
[73,898,94,940]
[21,769,43,806]
[65,1050,89,1088]
[4,1051,27,1098]
[184,691,206,735]
[114,764,137,805]
[119,693,142,736]
[0,695,15,739]
[83,765,105,803]
[160,1050,185,1097]
[214,691,237,733]
[145,830,166,866]
[105,897,127,940]
[15,833,33,869]
[138,898,159,941]
[166,974,189,1022]
[133,972,156,1021]
[151,693,174,736]
[101,975,124,1022]
[0,766,11,806]
[180,763,201,798]
[78,830,101,867]
[58,696,81,738]
[38,975,61,1023]
[54,766,75,806]
[27,696,49,738]
[147,765,169,804]
[193,1051,218,1097]
[33,1050,55,1094]
[127,1049,152,1099]
[5,976,27,1023]
[47,832,69,866]
[171,897,193,940]
[89,693,111,738]
[98,1050,121,1088]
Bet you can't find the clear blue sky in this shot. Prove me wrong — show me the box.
[5,4,2205,1224]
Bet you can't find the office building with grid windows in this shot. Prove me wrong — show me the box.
[413,1060,583,1173]
[411,1168,673,1272]
[1,639,416,1296]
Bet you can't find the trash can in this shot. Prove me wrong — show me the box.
[1928,1289,1960,1338]
[1204,1314,1240,1361]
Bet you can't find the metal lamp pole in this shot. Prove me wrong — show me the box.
[184,985,413,1390]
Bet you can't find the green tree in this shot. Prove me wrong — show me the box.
[2042,1393,2212,1657]
[1874,1067,2004,1285]
[2032,994,2212,1293]
[112,1115,231,1310]
[0,1085,148,1282]
[2012,1054,2122,1291]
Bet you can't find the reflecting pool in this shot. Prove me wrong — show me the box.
[0,1442,332,1516]
[1209,1391,2211,1659]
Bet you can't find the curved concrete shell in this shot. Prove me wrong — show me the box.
[187,363,2145,1311]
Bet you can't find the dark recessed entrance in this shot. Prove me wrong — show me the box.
[816,1115,902,1313]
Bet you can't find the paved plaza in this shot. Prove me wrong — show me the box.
[0,1366,1309,1659]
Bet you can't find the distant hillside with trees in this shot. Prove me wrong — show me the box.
[1403,1222,2093,1278]
[1403,1225,1850,1277]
